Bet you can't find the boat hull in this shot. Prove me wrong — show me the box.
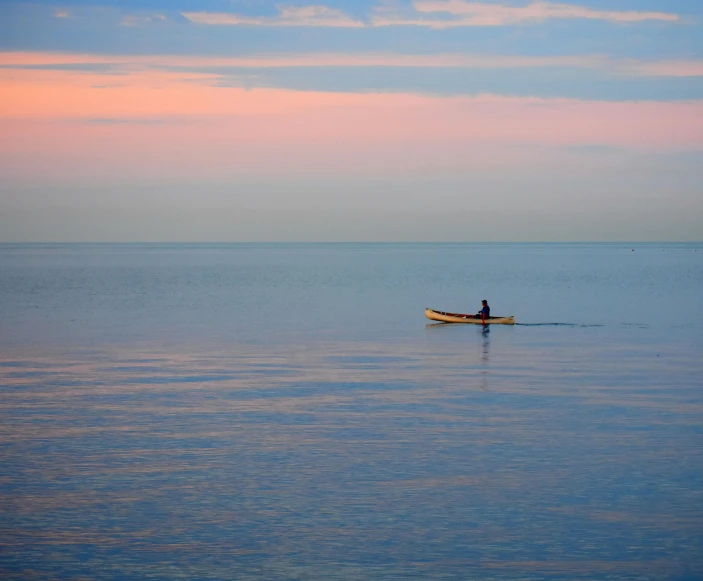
[425,308,515,325]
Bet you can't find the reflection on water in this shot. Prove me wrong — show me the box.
[480,325,490,391]
[1,334,702,580]
[481,324,490,354]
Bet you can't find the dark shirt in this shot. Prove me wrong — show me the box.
[479,305,490,318]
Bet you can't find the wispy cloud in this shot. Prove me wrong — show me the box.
[3,52,702,78]
[121,14,167,27]
[183,1,681,29]
[620,59,703,78]
[373,0,681,28]
[183,5,364,28]
[54,10,70,19]
[401,0,682,27]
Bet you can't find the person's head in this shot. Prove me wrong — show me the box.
[482,300,488,305]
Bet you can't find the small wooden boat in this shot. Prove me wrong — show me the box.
[425,308,515,325]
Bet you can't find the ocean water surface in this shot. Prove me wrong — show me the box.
[1,243,702,580]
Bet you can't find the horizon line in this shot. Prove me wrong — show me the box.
[1,241,700,245]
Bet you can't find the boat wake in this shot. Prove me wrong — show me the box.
[515,323,605,327]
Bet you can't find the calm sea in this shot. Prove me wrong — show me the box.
[1,243,702,580]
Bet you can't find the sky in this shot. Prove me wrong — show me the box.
[0,0,702,241]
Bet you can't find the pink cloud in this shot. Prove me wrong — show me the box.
[375,0,680,28]
[182,1,680,29]
[1,60,702,184]
[0,50,603,69]
[1,66,701,149]
[619,60,703,78]
[3,51,703,77]
[183,6,364,28]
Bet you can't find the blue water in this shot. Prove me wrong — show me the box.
[1,243,702,580]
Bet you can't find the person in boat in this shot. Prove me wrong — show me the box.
[475,300,490,323]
